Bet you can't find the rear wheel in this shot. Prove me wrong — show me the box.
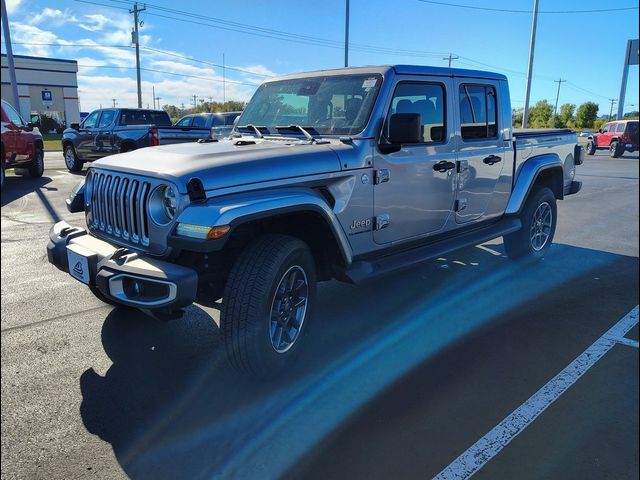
[221,234,316,377]
[609,141,623,158]
[504,187,557,260]
[28,148,44,178]
[585,140,596,155]
[64,145,83,172]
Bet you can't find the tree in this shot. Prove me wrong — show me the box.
[555,103,575,128]
[623,110,639,119]
[512,109,523,128]
[575,102,599,128]
[528,100,553,128]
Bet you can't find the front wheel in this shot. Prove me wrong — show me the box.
[504,187,557,260]
[221,234,316,377]
[585,141,596,155]
[64,145,83,172]
[28,148,44,178]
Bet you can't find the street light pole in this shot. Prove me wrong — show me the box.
[344,0,349,67]
[553,78,566,120]
[522,0,539,128]
[1,0,21,112]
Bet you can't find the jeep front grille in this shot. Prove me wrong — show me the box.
[88,171,151,246]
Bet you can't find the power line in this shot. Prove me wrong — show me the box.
[416,0,638,14]
[443,53,459,68]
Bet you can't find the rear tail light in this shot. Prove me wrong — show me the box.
[149,128,159,146]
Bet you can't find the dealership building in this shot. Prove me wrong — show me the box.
[1,53,81,129]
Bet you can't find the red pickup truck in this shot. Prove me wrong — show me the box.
[586,119,639,158]
[1,100,45,189]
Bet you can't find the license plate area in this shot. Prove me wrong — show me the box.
[66,243,97,285]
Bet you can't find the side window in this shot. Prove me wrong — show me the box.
[459,84,498,140]
[4,103,25,126]
[82,111,100,129]
[601,124,610,133]
[225,114,238,126]
[98,110,115,128]
[616,123,626,133]
[176,117,192,127]
[192,116,206,128]
[386,82,446,143]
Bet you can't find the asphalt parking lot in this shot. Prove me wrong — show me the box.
[1,148,638,479]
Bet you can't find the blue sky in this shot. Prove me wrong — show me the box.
[2,0,638,115]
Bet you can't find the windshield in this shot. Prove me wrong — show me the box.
[237,74,382,136]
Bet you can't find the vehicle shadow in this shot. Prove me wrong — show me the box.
[1,175,56,207]
[78,242,638,479]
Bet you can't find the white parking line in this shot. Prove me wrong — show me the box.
[433,305,639,480]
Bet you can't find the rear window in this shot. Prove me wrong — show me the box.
[625,122,638,134]
[119,110,172,126]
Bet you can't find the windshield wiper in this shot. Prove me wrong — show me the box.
[276,125,317,143]
[235,124,264,138]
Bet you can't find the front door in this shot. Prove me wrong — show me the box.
[454,80,508,223]
[596,123,615,147]
[75,110,100,160]
[373,78,457,245]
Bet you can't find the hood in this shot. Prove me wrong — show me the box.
[92,138,343,193]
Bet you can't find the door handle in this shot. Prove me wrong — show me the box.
[483,155,501,165]
[433,160,456,173]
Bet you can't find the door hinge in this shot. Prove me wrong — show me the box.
[375,213,390,230]
[455,198,467,212]
[375,169,390,184]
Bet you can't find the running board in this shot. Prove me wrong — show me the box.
[342,217,522,284]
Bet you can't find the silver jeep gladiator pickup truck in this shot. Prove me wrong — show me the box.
[47,65,583,376]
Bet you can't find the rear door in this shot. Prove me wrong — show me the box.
[75,110,101,159]
[373,76,457,244]
[454,79,509,223]
[93,109,117,158]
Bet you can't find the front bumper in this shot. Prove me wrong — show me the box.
[47,221,197,310]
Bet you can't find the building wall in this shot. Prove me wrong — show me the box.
[1,54,80,128]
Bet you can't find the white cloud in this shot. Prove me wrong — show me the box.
[10,23,58,56]
[78,14,112,32]
[5,0,23,14]
[30,8,77,27]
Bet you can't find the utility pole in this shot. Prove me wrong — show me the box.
[112,98,117,108]
[522,0,539,128]
[553,78,566,119]
[130,2,145,108]
[1,0,21,112]
[608,98,617,120]
[344,0,350,67]
[222,53,226,105]
[155,96,161,109]
[443,54,459,68]
[152,85,155,109]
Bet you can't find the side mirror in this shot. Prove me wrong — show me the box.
[70,123,81,130]
[25,122,35,131]
[388,113,422,144]
[598,128,603,134]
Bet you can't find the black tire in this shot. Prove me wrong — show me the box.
[585,140,596,155]
[64,144,83,172]
[221,234,317,377]
[28,148,44,178]
[504,187,557,260]
[609,141,623,158]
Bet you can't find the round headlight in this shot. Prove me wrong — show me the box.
[162,186,177,219]
[148,185,178,225]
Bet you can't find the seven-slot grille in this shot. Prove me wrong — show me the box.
[88,171,151,246]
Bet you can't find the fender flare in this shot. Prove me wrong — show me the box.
[505,154,563,215]
[173,187,353,264]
